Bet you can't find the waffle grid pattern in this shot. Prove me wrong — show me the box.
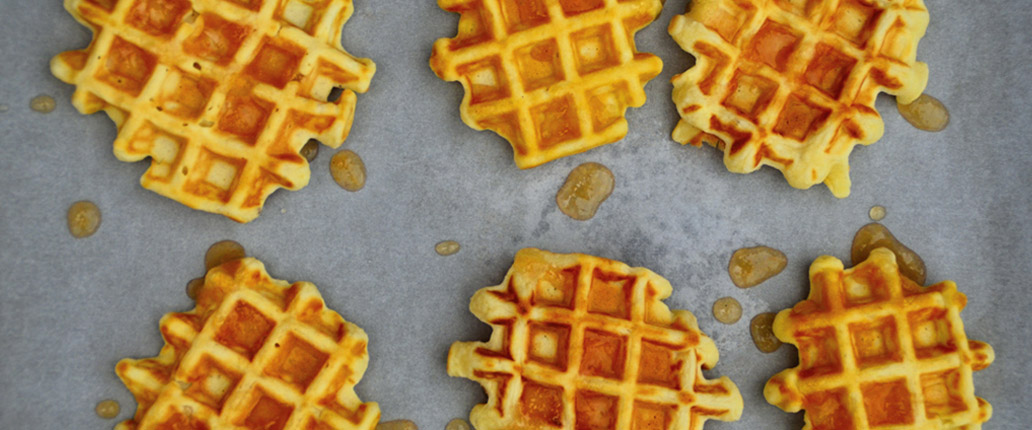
[669,0,929,197]
[431,0,663,168]
[52,0,375,222]
[764,249,994,429]
[115,258,380,430]
[449,249,742,430]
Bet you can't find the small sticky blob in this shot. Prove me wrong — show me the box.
[185,277,205,300]
[331,149,366,192]
[67,201,102,238]
[204,240,245,271]
[728,246,787,288]
[300,139,320,162]
[851,223,926,285]
[897,94,949,132]
[556,162,614,221]
[95,399,120,419]
[435,240,461,256]
[377,420,418,430]
[869,205,886,221]
[751,312,781,353]
[30,94,57,113]
[712,297,742,324]
[446,419,471,430]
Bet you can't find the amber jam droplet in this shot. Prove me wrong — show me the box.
[750,312,781,353]
[897,94,949,132]
[67,201,102,238]
[330,149,366,192]
[869,205,886,221]
[300,139,319,162]
[435,240,461,256]
[204,240,245,271]
[30,94,56,113]
[728,246,787,288]
[95,399,120,419]
[377,420,418,430]
[556,162,614,221]
[446,419,471,430]
[851,223,926,285]
[185,277,205,300]
[712,297,742,324]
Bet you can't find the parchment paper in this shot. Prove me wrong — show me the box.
[1,1,1029,429]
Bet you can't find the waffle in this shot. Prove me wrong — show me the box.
[669,0,930,197]
[51,0,376,222]
[764,248,994,429]
[115,258,380,430]
[448,248,743,430]
[430,0,664,168]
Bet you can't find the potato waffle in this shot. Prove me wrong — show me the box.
[449,248,742,430]
[430,0,664,168]
[115,258,380,430]
[669,0,929,197]
[51,0,376,222]
[764,248,994,429]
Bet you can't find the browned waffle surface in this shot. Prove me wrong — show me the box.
[669,0,930,197]
[430,0,664,168]
[115,258,380,430]
[765,248,994,429]
[51,0,376,222]
[448,248,742,430]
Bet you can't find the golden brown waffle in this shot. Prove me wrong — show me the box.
[448,248,742,430]
[51,0,376,222]
[430,0,664,168]
[669,0,929,197]
[765,248,994,429]
[115,258,380,430]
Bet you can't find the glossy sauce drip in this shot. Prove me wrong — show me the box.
[185,277,204,300]
[30,95,56,113]
[435,240,461,256]
[446,419,471,430]
[300,139,319,162]
[712,297,742,324]
[869,205,886,221]
[204,240,245,271]
[556,162,614,221]
[897,94,949,132]
[851,223,926,285]
[330,150,366,192]
[95,399,120,419]
[377,420,418,430]
[751,312,782,353]
[67,201,102,238]
[728,246,787,288]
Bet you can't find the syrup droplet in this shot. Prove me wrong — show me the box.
[728,246,787,288]
[95,399,120,419]
[185,277,204,300]
[67,201,101,238]
[446,419,470,430]
[435,240,460,256]
[377,420,418,430]
[330,150,366,192]
[897,94,949,132]
[30,95,56,113]
[300,139,319,162]
[204,240,245,271]
[712,297,742,324]
[750,312,782,353]
[851,223,926,285]
[556,162,614,221]
[868,205,886,221]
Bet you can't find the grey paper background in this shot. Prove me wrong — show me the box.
[1,1,1030,429]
